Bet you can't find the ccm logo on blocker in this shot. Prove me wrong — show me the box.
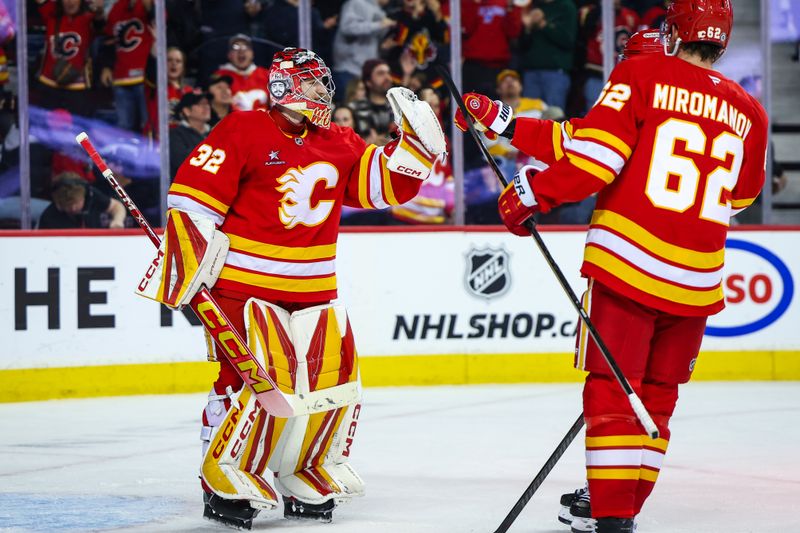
[705,239,794,337]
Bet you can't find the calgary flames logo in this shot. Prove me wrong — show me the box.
[115,19,145,52]
[276,162,339,229]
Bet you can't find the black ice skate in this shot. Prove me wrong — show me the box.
[558,485,595,533]
[203,491,260,530]
[283,496,335,522]
[595,517,635,533]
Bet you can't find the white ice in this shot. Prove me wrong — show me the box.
[1,383,799,532]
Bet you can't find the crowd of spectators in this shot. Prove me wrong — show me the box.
[0,0,731,228]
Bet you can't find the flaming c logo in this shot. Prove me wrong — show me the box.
[276,162,339,229]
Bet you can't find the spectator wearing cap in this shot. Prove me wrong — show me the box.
[169,92,211,180]
[332,0,395,103]
[349,59,395,144]
[205,73,234,127]
[461,0,522,98]
[197,0,262,80]
[214,34,269,111]
[517,0,576,111]
[486,69,552,181]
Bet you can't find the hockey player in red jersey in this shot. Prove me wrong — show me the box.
[135,47,445,529]
[455,1,766,532]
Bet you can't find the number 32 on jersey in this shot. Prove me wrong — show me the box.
[189,144,227,174]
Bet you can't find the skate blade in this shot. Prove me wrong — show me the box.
[571,516,597,533]
[558,505,574,526]
[203,512,254,530]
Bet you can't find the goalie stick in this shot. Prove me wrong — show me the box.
[76,132,294,418]
[436,65,659,529]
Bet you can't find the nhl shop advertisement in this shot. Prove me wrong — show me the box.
[1,229,798,369]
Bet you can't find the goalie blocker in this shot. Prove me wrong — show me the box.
[200,295,364,527]
[136,209,229,308]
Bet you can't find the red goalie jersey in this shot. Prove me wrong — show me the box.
[512,54,768,316]
[168,109,424,303]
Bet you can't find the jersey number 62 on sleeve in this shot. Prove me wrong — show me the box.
[645,118,743,226]
[189,144,227,174]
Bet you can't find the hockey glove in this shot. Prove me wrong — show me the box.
[454,93,513,141]
[135,209,229,308]
[385,87,446,180]
[498,164,542,236]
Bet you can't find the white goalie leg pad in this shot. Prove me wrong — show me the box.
[136,209,229,308]
[320,400,366,503]
[200,385,279,510]
[255,302,364,506]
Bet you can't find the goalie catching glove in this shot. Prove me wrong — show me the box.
[498,163,547,236]
[136,209,229,308]
[384,87,446,179]
[454,92,513,141]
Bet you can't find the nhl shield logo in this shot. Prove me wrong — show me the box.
[465,247,510,299]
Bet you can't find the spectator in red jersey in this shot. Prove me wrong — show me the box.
[205,73,234,128]
[517,0,577,111]
[100,0,154,132]
[214,34,269,111]
[169,92,210,180]
[34,0,104,118]
[577,0,639,113]
[461,0,522,98]
[144,46,193,137]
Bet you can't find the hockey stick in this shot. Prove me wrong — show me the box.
[76,132,294,418]
[436,65,657,440]
[494,413,585,533]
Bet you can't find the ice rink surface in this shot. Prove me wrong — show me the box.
[1,382,799,533]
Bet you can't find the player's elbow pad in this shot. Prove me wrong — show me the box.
[135,209,230,308]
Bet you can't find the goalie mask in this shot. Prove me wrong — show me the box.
[268,48,335,128]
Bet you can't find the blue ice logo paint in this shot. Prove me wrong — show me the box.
[705,239,794,337]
